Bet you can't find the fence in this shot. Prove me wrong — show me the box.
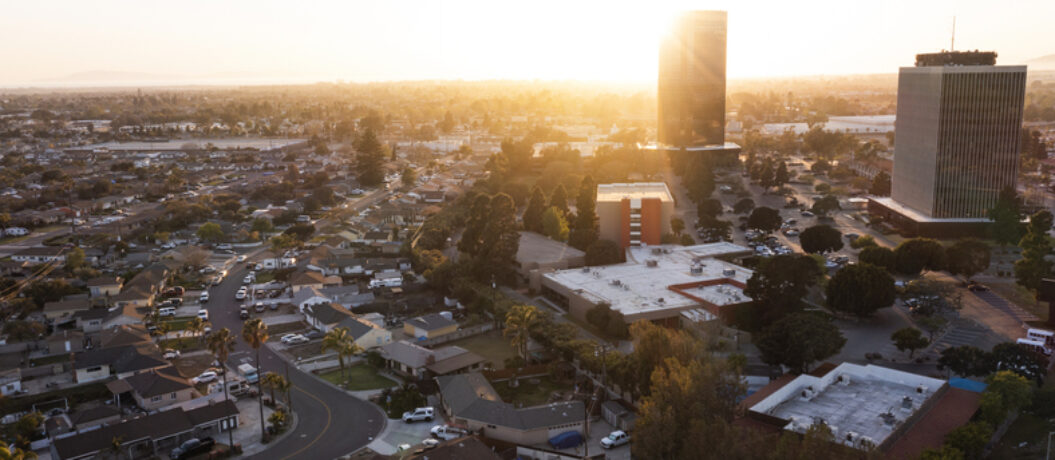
[512,445,604,460]
[418,323,494,348]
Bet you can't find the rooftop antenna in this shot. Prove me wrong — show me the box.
[950,16,956,51]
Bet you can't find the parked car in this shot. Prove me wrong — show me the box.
[163,349,181,360]
[254,302,266,313]
[285,335,309,345]
[197,309,209,321]
[243,274,254,285]
[158,307,177,317]
[200,291,210,303]
[600,430,630,449]
[239,306,250,320]
[171,437,215,460]
[801,210,815,217]
[280,334,301,344]
[237,255,247,262]
[402,407,434,423]
[303,330,323,340]
[430,425,469,441]
[235,289,247,301]
[192,371,218,384]
[968,283,990,292]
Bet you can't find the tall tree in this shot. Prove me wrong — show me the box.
[810,195,841,218]
[756,313,846,374]
[478,193,521,284]
[585,239,622,266]
[774,161,790,187]
[355,128,385,187]
[522,186,547,233]
[503,305,539,359]
[457,194,491,255]
[799,224,843,254]
[747,207,782,233]
[733,198,755,215]
[197,222,223,243]
[322,326,362,379]
[400,166,416,189]
[242,319,269,441]
[891,327,929,358]
[827,263,896,317]
[945,239,991,281]
[1015,210,1053,290]
[548,184,570,216]
[988,186,1024,248]
[540,206,569,241]
[859,246,896,272]
[938,346,990,378]
[568,176,599,250]
[869,171,891,196]
[743,255,824,327]
[207,328,237,448]
[894,238,946,276]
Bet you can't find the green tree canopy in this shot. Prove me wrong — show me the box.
[756,313,846,374]
[733,198,755,214]
[799,224,843,254]
[568,175,599,250]
[744,254,824,327]
[945,239,991,281]
[810,195,841,218]
[1014,210,1053,290]
[585,239,622,266]
[196,222,224,243]
[894,238,946,276]
[826,263,896,317]
[858,246,896,272]
[355,128,385,187]
[747,207,782,233]
[540,206,569,241]
[869,171,891,196]
[522,186,547,233]
[987,186,1023,248]
[891,327,929,358]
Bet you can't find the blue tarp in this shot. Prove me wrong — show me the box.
[949,378,987,393]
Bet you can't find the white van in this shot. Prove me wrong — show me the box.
[1016,338,1052,356]
[1026,328,1055,348]
[158,307,177,317]
[200,291,210,303]
[237,363,259,384]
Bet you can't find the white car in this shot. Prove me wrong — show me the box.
[280,333,300,344]
[600,430,630,449]
[163,349,181,360]
[235,289,247,301]
[192,371,218,384]
[422,438,440,448]
[199,291,210,303]
[430,425,468,441]
[285,335,309,345]
[237,255,247,262]
[197,309,209,321]
[243,274,254,285]
[402,407,434,423]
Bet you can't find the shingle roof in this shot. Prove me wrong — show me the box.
[437,373,585,431]
[405,313,456,332]
[405,436,500,460]
[306,303,353,326]
[74,344,166,374]
[335,316,378,340]
[119,366,192,398]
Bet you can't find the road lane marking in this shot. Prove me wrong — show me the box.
[280,384,332,460]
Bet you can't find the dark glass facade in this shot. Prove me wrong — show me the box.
[657,11,727,148]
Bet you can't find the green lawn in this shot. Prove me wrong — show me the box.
[494,377,571,407]
[254,271,276,284]
[988,413,1054,459]
[447,331,516,370]
[160,317,194,331]
[0,234,30,245]
[159,337,206,352]
[318,364,396,391]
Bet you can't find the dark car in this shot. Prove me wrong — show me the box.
[171,437,215,460]
[968,283,990,292]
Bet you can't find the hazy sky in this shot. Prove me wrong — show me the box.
[2,0,1053,86]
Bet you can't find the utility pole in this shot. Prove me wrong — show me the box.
[285,360,293,413]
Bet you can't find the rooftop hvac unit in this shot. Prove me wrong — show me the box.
[651,248,663,255]
[657,298,665,304]
[646,260,658,268]
[581,267,590,273]
[690,264,703,275]
[916,385,928,394]
[901,397,913,411]
[837,374,851,385]
[800,387,815,401]
[845,432,858,444]
[722,268,736,277]
[610,280,622,286]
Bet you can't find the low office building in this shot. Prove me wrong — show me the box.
[437,372,585,446]
[744,363,979,456]
[541,243,754,325]
[596,183,674,249]
[515,232,586,291]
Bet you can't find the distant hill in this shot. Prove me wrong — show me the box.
[1025,54,1055,70]
[44,70,180,82]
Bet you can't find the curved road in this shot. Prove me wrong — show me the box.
[204,255,385,460]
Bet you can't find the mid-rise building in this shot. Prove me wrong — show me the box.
[870,50,1026,236]
[596,182,674,248]
[658,10,727,147]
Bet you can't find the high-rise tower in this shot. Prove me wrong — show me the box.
[657,10,727,148]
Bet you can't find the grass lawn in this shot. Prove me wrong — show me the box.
[988,413,1054,459]
[494,377,572,407]
[0,234,30,245]
[267,321,309,338]
[447,331,517,370]
[318,364,396,391]
[161,317,194,331]
[254,271,276,284]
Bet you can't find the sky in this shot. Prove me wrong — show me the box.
[1,0,1053,87]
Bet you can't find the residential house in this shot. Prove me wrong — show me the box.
[44,299,91,322]
[256,250,297,270]
[50,400,239,460]
[12,246,66,264]
[320,285,375,309]
[363,230,392,244]
[380,340,487,379]
[304,303,354,333]
[436,372,585,445]
[403,313,458,340]
[72,343,167,383]
[0,369,22,396]
[107,366,196,410]
[86,276,123,297]
[335,316,393,350]
[46,330,85,355]
[291,286,331,312]
[289,271,341,294]
[404,436,500,460]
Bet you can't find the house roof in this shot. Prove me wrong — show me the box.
[86,276,122,287]
[405,313,456,332]
[43,299,91,314]
[291,286,329,305]
[68,405,122,427]
[14,246,64,257]
[290,270,338,286]
[335,316,381,340]
[52,400,238,460]
[405,436,500,460]
[437,373,585,431]
[381,340,470,369]
[306,303,354,326]
[426,351,487,375]
[99,324,151,348]
[73,343,166,374]
[113,366,192,398]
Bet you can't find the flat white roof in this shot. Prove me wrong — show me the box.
[596,183,674,203]
[749,363,947,450]
[543,243,754,318]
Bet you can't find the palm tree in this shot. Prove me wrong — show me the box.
[261,372,288,406]
[187,317,205,345]
[0,441,37,460]
[242,319,269,441]
[321,327,361,380]
[207,328,236,448]
[503,305,539,360]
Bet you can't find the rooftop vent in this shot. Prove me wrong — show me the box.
[916,385,928,394]
[880,412,897,426]
[657,298,665,304]
[901,397,913,411]
[646,260,658,268]
[837,374,851,385]
[610,280,622,287]
[690,264,703,275]
[581,267,590,273]
[651,248,663,255]
[722,268,736,277]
